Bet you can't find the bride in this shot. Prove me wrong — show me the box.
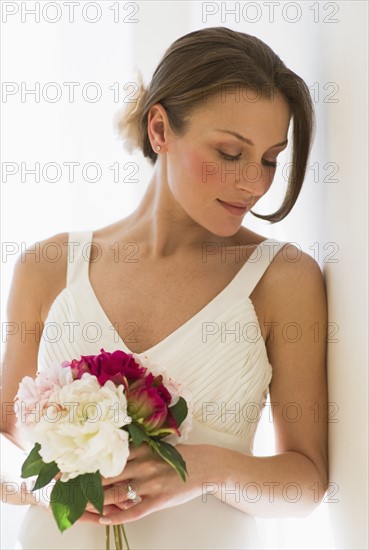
[1,26,328,549]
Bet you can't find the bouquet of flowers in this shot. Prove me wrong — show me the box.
[14,348,191,550]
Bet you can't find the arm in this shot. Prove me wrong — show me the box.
[200,246,329,517]
[1,233,68,506]
[82,246,328,524]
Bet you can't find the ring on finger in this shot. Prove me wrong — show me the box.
[126,483,137,500]
[125,482,142,503]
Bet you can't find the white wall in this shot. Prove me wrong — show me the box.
[321,3,368,548]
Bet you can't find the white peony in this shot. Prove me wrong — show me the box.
[27,373,132,481]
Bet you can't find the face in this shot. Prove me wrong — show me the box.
[155,88,291,237]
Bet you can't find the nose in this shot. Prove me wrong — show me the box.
[233,161,272,197]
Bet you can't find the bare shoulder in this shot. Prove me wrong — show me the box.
[14,230,69,269]
[237,229,326,295]
[9,231,71,323]
[264,242,328,356]
[266,243,326,306]
[247,237,327,342]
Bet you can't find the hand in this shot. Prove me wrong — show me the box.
[79,442,205,525]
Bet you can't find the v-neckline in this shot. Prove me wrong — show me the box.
[85,237,271,356]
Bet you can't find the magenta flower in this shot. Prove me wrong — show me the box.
[63,348,146,387]
[127,374,180,437]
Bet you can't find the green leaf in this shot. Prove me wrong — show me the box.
[169,397,188,428]
[149,440,188,482]
[127,422,150,447]
[78,472,103,515]
[33,461,59,491]
[50,479,87,532]
[21,443,44,478]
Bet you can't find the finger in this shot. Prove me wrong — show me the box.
[128,441,150,457]
[100,444,157,487]
[101,472,132,487]
[100,462,141,486]
[85,501,117,514]
[115,494,143,510]
[102,454,165,488]
[127,444,142,460]
[99,498,153,526]
[85,480,144,513]
[85,502,101,513]
[78,505,122,524]
[78,510,105,524]
[100,446,152,486]
[102,481,143,507]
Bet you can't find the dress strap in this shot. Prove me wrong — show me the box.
[66,230,94,286]
[241,238,289,297]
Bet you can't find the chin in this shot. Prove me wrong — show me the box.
[207,221,242,238]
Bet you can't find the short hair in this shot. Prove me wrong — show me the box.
[114,26,315,222]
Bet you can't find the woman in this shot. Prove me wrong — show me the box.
[1,27,328,549]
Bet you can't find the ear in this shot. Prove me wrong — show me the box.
[147,103,169,152]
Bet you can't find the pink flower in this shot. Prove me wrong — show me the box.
[134,357,183,406]
[62,358,90,380]
[132,357,193,444]
[14,363,73,425]
[63,348,146,387]
[127,373,180,437]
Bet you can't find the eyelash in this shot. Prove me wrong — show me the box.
[218,151,277,168]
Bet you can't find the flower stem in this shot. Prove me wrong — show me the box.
[120,524,131,550]
[113,525,122,550]
[117,524,123,549]
[105,524,130,549]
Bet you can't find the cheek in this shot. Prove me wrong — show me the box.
[180,147,206,183]
[180,148,223,192]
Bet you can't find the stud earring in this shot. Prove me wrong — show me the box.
[155,145,161,151]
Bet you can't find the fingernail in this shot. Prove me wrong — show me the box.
[121,500,134,510]
[99,517,112,525]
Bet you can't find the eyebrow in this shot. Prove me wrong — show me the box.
[214,129,288,148]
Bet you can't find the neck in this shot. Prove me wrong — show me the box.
[123,158,238,259]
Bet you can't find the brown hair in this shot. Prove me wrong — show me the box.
[114,27,315,222]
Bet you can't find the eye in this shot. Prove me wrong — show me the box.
[218,150,278,168]
[218,151,242,162]
[262,159,277,168]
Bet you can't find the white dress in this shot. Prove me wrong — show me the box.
[15,230,288,550]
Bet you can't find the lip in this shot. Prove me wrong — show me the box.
[217,199,251,216]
